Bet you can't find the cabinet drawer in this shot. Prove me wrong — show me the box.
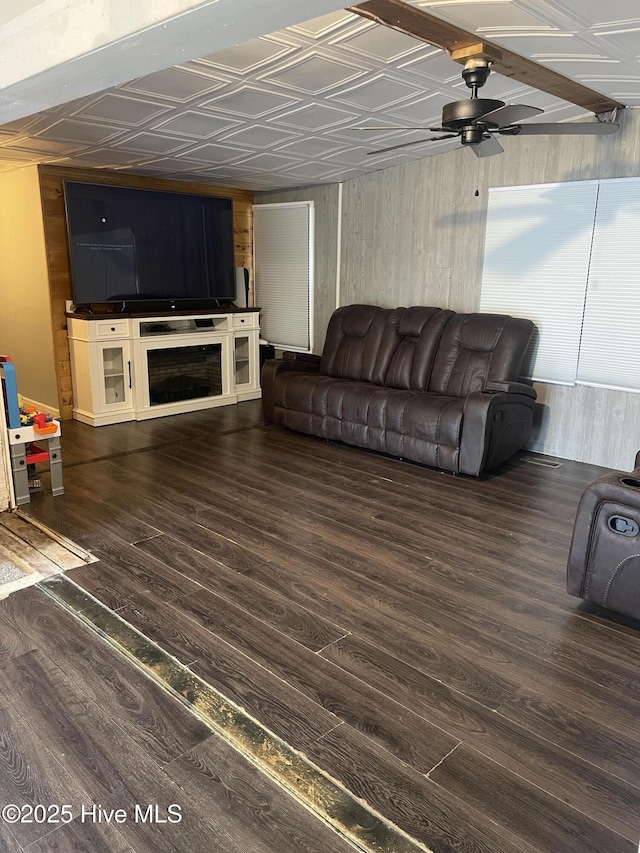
[92,320,130,339]
[233,313,258,330]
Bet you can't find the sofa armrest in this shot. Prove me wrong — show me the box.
[485,380,537,399]
[261,356,320,423]
[459,389,536,476]
[282,351,322,366]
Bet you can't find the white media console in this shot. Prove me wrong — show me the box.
[67,310,261,426]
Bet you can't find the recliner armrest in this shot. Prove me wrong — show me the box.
[261,356,320,423]
[459,388,536,475]
[485,380,536,399]
[282,351,322,366]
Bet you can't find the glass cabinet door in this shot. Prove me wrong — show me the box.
[234,335,251,387]
[98,343,132,410]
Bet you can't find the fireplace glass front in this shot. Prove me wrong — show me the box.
[147,343,223,406]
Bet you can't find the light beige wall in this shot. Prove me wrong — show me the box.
[0,165,58,411]
[0,397,11,510]
[255,184,340,354]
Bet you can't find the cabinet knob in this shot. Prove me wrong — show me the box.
[110,326,116,332]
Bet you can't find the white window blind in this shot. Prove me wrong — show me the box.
[480,182,598,384]
[577,178,640,392]
[253,202,313,351]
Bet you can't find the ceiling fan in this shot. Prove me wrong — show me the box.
[359,58,619,158]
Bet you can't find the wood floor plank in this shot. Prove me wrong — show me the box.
[58,524,201,604]
[67,562,144,613]
[56,440,640,784]
[0,697,88,849]
[0,583,359,853]
[61,453,640,770]
[133,532,349,648]
[428,743,635,853]
[304,720,539,853]
[21,412,640,850]
[321,634,640,842]
[133,479,640,709]
[85,450,640,704]
[0,514,87,570]
[0,588,211,766]
[77,469,640,704]
[0,528,60,577]
[60,400,263,467]
[142,461,640,747]
[0,648,186,852]
[24,819,135,853]
[114,474,640,764]
[164,734,358,853]
[0,642,279,852]
[116,588,344,755]
[170,434,577,557]
[159,586,460,774]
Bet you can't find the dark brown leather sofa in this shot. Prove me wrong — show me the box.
[262,304,536,476]
[567,452,640,620]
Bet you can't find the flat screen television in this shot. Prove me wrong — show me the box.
[64,181,236,310]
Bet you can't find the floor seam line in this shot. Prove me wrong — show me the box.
[425,742,461,779]
[38,574,432,853]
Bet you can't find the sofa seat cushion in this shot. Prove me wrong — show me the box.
[384,392,464,447]
[273,370,465,463]
[274,371,335,415]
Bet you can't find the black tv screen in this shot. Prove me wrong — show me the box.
[64,182,235,306]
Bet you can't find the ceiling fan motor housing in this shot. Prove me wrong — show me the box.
[442,98,506,129]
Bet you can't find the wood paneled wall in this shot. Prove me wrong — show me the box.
[260,110,640,468]
[38,165,253,420]
[336,109,640,470]
[254,184,340,354]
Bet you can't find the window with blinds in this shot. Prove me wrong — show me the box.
[480,176,640,392]
[480,181,598,385]
[253,202,313,351]
[577,178,640,392]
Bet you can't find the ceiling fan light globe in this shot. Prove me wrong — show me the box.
[461,127,486,145]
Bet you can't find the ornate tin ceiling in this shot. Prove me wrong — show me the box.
[0,0,637,189]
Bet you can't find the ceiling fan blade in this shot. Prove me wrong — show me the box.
[367,133,458,155]
[470,135,504,158]
[506,122,620,136]
[478,104,543,127]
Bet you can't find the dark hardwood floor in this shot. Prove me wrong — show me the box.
[0,587,359,852]
[17,400,640,852]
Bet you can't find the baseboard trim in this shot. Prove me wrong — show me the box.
[20,397,60,419]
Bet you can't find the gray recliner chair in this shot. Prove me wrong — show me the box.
[567,452,640,620]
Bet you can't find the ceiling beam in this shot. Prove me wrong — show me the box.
[349,0,623,114]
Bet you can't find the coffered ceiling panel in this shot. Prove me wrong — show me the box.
[122,68,226,102]
[152,111,242,139]
[332,23,425,60]
[259,54,365,94]
[0,1,635,189]
[72,94,172,126]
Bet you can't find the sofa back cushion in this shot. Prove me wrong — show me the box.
[384,307,454,390]
[429,313,534,396]
[320,304,401,384]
